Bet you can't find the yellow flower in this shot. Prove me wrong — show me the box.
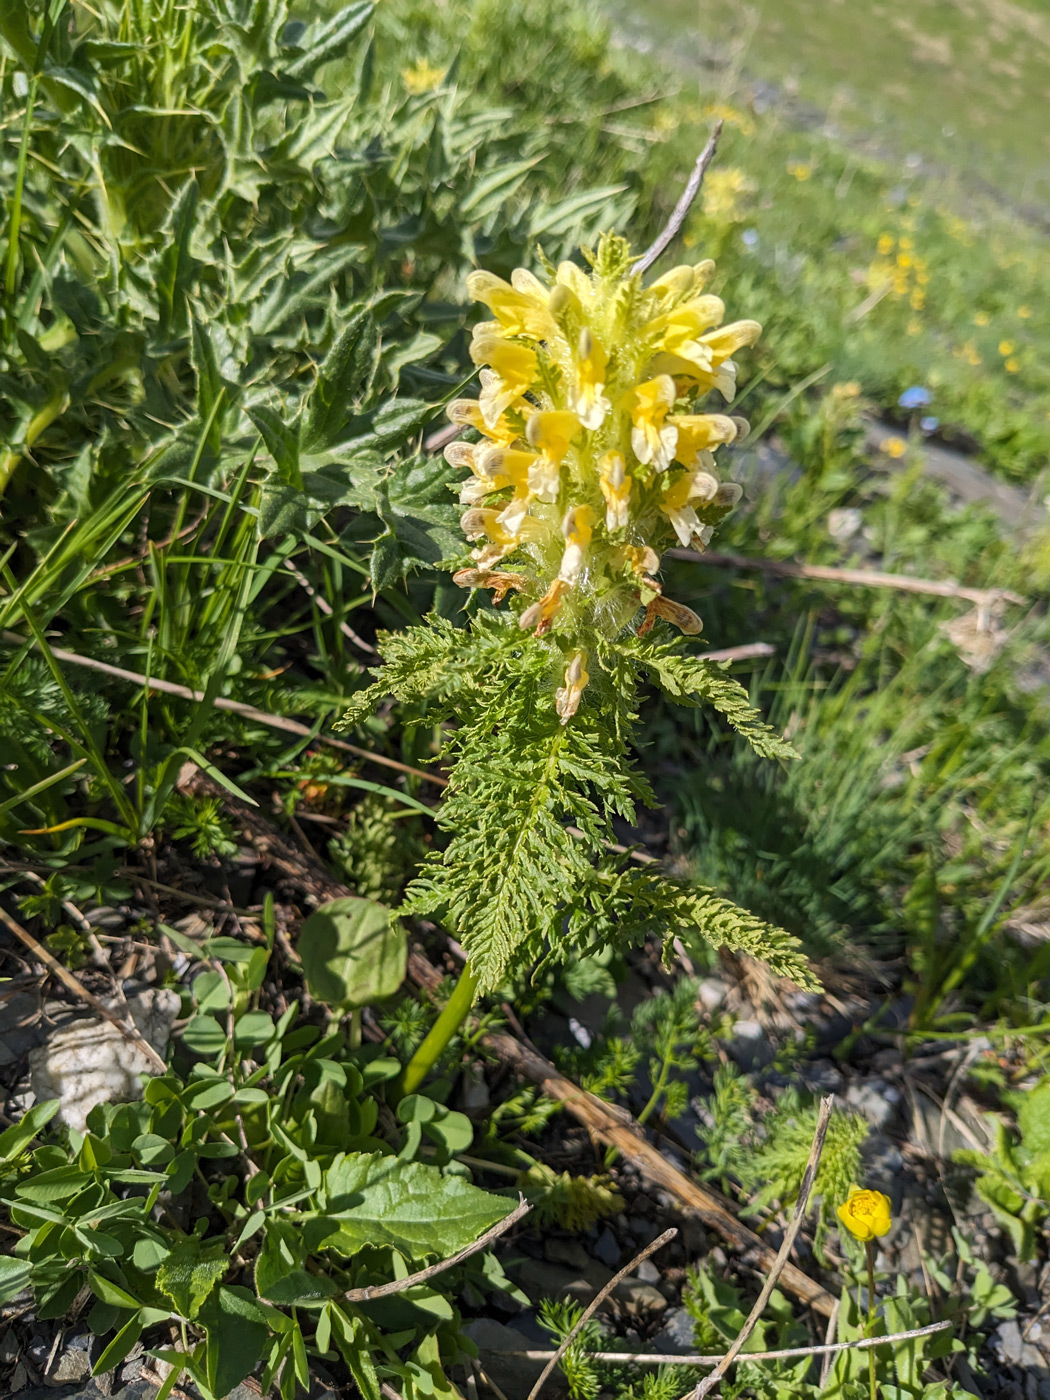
[787,161,812,181]
[525,411,579,502]
[703,102,755,136]
[877,233,894,255]
[1005,357,1020,373]
[447,234,759,719]
[555,650,590,723]
[625,376,679,471]
[702,168,754,223]
[1018,305,1032,319]
[837,1188,892,1242]
[907,318,922,336]
[973,311,990,326]
[599,452,631,530]
[467,269,556,342]
[401,58,447,95]
[570,328,611,430]
[880,435,907,459]
[471,341,538,427]
[999,340,1015,357]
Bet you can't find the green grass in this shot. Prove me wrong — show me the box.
[625,0,1050,212]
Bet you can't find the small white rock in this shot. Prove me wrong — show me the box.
[29,989,180,1133]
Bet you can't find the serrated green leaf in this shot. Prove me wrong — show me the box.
[157,1238,229,1320]
[318,1153,510,1261]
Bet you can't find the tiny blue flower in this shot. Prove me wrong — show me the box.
[741,228,759,248]
[898,386,932,409]
[920,416,939,433]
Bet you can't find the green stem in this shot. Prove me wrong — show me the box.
[865,1239,877,1400]
[637,1051,671,1127]
[396,963,480,1098]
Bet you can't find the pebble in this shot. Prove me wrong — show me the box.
[462,1320,544,1400]
[727,1018,771,1070]
[845,1077,901,1132]
[593,1226,621,1269]
[634,1258,660,1284]
[612,1278,668,1315]
[653,1305,696,1354]
[697,978,727,1012]
[995,1320,1046,1371]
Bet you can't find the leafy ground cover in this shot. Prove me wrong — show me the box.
[1,0,1049,1397]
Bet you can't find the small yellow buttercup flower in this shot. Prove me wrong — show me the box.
[880,435,907,460]
[443,235,760,723]
[401,58,447,95]
[837,1188,892,1242]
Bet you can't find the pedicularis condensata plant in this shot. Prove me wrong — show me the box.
[450,233,758,722]
[340,235,814,1095]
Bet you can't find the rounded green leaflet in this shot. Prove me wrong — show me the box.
[298,897,407,1012]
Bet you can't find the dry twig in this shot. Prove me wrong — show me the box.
[669,549,1026,609]
[411,975,838,1320]
[0,904,166,1073]
[687,1095,834,1397]
[0,630,446,789]
[342,1196,530,1303]
[637,122,724,274]
[526,1227,678,1400]
[519,1318,953,1368]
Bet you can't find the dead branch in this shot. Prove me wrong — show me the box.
[474,1027,837,1319]
[342,1196,530,1303]
[518,1318,953,1367]
[0,630,446,789]
[0,904,166,1073]
[527,1227,678,1400]
[688,1096,834,1397]
[668,550,1026,608]
[637,122,724,275]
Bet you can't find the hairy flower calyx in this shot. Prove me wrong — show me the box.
[444,234,761,722]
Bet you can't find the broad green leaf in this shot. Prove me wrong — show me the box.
[157,1239,229,1320]
[298,897,406,1011]
[0,1256,32,1305]
[14,1166,90,1202]
[318,1153,510,1261]
[0,1100,60,1162]
[201,1286,270,1399]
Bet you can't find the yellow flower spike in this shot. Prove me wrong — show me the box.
[555,650,590,724]
[526,411,579,502]
[401,58,447,94]
[471,339,538,427]
[599,452,632,530]
[449,233,760,718]
[837,1188,892,1243]
[626,375,678,471]
[571,328,611,430]
[466,270,555,341]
